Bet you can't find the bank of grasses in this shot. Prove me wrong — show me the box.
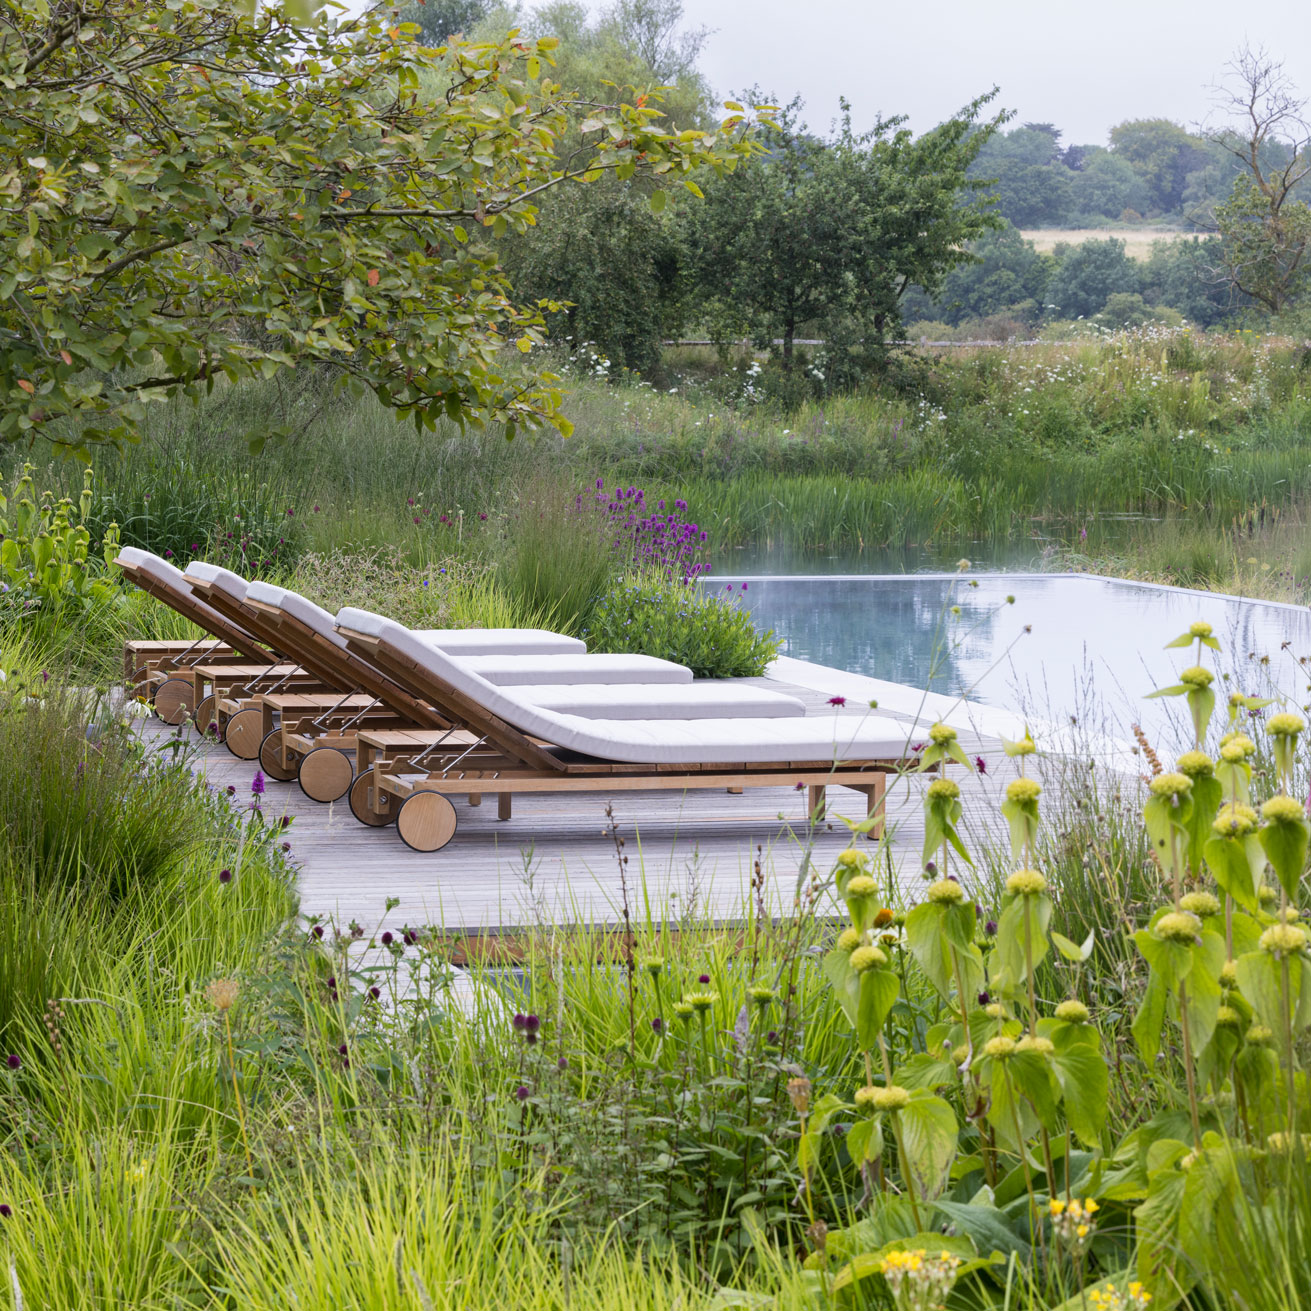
[9,325,1311,584]
[4,611,1311,1307]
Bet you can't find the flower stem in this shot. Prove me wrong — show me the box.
[224,1011,254,1176]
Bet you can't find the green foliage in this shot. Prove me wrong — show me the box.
[1046,237,1140,319]
[0,1,760,450]
[686,91,1008,384]
[1108,118,1210,215]
[585,575,779,677]
[1215,176,1311,314]
[0,463,120,619]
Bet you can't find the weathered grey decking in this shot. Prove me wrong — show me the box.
[138,659,1035,935]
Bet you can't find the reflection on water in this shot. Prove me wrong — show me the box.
[718,573,1311,750]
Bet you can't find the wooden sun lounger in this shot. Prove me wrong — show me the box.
[115,551,274,723]
[182,574,444,797]
[337,623,901,853]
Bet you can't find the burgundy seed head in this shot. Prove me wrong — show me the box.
[698,974,710,985]
[219,868,232,883]
[516,1085,529,1101]
[5,1055,19,1070]
[381,932,393,946]
[312,925,324,939]
[369,986,380,1000]
[338,1044,348,1056]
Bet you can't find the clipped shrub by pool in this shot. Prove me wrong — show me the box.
[586,576,779,678]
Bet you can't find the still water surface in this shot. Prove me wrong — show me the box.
[718,573,1311,749]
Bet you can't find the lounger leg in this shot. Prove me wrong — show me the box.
[497,793,512,821]
[808,785,826,821]
[865,774,887,841]
[726,786,743,794]
[468,793,482,807]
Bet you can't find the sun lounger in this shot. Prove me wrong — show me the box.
[336,612,915,852]
[114,548,271,723]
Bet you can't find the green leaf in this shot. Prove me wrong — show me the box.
[855,969,900,1051]
[1183,774,1223,870]
[1259,815,1309,901]
[1050,1041,1109,1145]
[846,1116,884,1166]
[1133,970,1168,1064]
[905,902,983,1003]
[1203,833,1262,913]
[897,1091,959,1202]
[1143,793,1192,877]
[823,947,860,1028]
[988,891,1051,998]
[1050,928,1095,962]
[649,189,667,212]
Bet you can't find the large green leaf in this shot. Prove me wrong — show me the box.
[988,891,1051,997]
[856,969,901,1051]
[823,947,860,1028]
[1050,1040,1109,1146]
[1143,793,1192,877]
[1132,970,1169,1064]
[897,1091,959,1202]
[905,903,983,1003]
[1203,832,1263,912]
[1259,816,1309,901]
[1183,774,1223,870]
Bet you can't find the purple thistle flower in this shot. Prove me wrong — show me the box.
[827,695,846,707]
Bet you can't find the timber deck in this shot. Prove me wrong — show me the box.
[136,660,1036,936]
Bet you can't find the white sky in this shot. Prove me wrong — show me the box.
[595,0,1311,144]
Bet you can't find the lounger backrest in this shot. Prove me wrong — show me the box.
[184,562,251,606]
[116,548,267,658]
[246,581,348,650]
[339,608,632,752]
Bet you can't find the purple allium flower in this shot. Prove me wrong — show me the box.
[280,815,292,829]
[219,868,232,883]
[525,1014,540,1032]
[381,931,393,946]
[651,1017,663,1033]
[985,920,998,936]
[513,1013,525,1031]
[557,1056,569,1070]
[286,508,294,517]
[280,842,290,853]
[407,498,414,506]
[925,861,937,876]
[516,1085,529,1101]
[766,1030,779,1044]
[794,780,805,791]
[250,770,265,796]
[312,925,324,939]
[479,512,487,520]
[526,1032,537,1045]
[338,1044,348,1056]
[698,974,710,985]
[827,695,846,707]
[0,1204,11,1218]
[313,505,321,513]
[369,986,380,1000]
[5,1055,19,1070]
[977,991,991,1006]
[326,976,336,988]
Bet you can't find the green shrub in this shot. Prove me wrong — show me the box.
[585,575,780,677]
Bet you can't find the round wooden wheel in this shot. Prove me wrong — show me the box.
[396,789,458,853]
[153,678,194,726]
[258,730,299,782]
[224,708,264,760]
[195,694,220,740]
[348,772,395,827]
[298,746,354,803]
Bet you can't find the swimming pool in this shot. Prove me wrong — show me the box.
[719,572,1311,748]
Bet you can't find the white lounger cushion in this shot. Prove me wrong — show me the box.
[338,607,585,656]
[118,549,237,631]
[508,683,806,719]
[370,616,916,765]
[183,562,251,606]
[459,653,691,686]
[246,580,348,650]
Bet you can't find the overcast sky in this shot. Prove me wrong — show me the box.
[587,0,1311,144]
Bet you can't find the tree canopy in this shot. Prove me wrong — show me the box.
[684,93,1007,381]
[0,0,760,450]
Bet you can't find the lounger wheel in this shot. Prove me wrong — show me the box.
[258,730,300,782]
[298,747,354,803]
[195,694,220,741]
[153,677,194,726]
[396,789,458,853]
[348,772,395,827]
[225,708,264,761]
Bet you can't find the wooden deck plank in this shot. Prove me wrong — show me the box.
[137,667,1019,935]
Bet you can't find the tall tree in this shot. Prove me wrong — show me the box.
[1208,46,1311,314]
[1107,119,1209,214]
[0,0,757,450]
[686,92,1007,380]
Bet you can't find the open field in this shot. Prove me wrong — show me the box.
[1020,226,1194,259]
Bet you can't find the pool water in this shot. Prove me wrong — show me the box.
[718,572,1311,749]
